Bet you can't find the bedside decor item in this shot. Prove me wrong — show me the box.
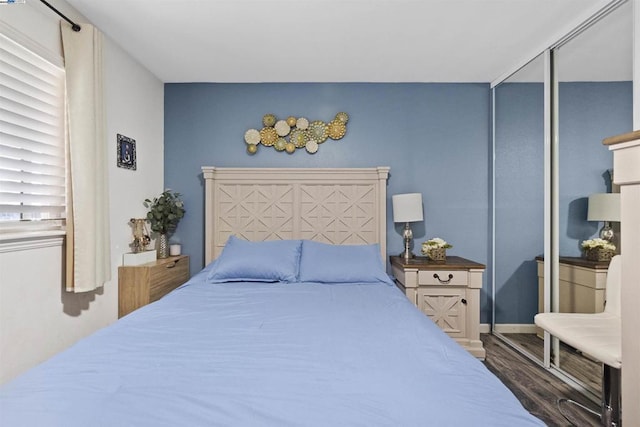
[122,250,157,266]
[117,134,136,170]
[129,218,151,253]
[144,190,186,259]
[581,238,616,262]
[422,237,452,262]
[243,112,348,155]
[170,244,182,256]
[587,193,620,242]
[392,193,424,261]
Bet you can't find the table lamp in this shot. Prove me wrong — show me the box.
[392,193,424,260]
[587,193,620,242]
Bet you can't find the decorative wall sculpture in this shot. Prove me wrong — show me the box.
[244,112,349,155]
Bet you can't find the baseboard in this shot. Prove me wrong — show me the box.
[493,324,537,334]
[479,323,491,334]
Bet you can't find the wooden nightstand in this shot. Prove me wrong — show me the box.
[390,255,486,359]
[118,255,189,318]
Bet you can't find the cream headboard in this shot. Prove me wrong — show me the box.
[201,167,390,265]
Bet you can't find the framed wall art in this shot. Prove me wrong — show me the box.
[117,134,136,170]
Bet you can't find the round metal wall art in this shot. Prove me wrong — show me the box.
[244,112,349,155]
[244,129,261,145]
[263,114,277,127]
[308,121,328,143]
[274,120,291,136]
[327,119,346,140]
[259,127,278,146]
[335,112,349,124]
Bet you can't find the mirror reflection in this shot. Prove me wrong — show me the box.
[493,52,545,365]
[492,0,632,398]
[553,0,632,393]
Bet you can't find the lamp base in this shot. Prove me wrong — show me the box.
[399,249,415,260]
[599,222,615,242]
[400,222,414,261]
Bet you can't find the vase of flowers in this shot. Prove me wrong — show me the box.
[422,238,452,263]
[144,190,186,258]
[581,238,615,262]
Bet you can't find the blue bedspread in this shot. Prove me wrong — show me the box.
[1,268,544,426]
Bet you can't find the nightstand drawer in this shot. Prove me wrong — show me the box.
[418,270,468,286]
[149,257,189,302]
[119,255,190,318]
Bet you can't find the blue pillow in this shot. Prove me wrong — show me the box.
[298,240,390,284]
[207,236,302,283]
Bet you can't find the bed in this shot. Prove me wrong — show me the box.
[0,167,544,426]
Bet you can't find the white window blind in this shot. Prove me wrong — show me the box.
[0,32,66,225]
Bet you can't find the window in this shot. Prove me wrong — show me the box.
[0,32,66,230]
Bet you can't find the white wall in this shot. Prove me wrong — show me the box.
[0,1,164,384]
[622,0,639,423]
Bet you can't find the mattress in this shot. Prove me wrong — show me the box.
[0,266,544,426]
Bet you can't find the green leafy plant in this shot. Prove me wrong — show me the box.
[143,190,185,235]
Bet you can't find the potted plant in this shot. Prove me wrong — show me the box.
[581,238,615,262]
[144,190,185,258]
[421,237,452,263]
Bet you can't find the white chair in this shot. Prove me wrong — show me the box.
[535,254,622,427]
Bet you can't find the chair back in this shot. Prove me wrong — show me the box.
[604,255,622,316]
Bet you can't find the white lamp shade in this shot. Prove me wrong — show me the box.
[587,193,620,222]
[392,193,424,223]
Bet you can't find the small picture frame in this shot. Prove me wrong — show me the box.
[117,134,136,170]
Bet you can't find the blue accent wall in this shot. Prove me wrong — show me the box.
[494,81,632,324]
[164,83,491,321]
[494,83,545,324]
[558,81,632,255]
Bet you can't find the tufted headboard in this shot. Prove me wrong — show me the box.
[201,167,390,265]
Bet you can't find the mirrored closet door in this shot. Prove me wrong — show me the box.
[492,0,632,399]
[493,52,545,365]
[552,0,632,395]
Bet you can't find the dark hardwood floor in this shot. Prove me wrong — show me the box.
[503,333,601,393]
[481,334,601,426]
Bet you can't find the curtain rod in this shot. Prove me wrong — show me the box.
[39,0,81,32]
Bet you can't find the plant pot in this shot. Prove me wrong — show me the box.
[157,234,169,259]
[427,247,447,263]
[584,247,614,262]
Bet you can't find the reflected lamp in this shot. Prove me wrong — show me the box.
[392,193,424,261]
[587,193,620,242]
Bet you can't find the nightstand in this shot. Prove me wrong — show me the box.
[535,256,610,338]
[390,255,486,359]
[118,255,189,318]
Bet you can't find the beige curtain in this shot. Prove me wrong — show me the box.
[61,23,110,292]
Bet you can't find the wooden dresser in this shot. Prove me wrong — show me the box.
[390,255,486,359]
[118,255,189,318]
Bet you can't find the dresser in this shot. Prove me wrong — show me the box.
[118,255,190,318]
[390,255,486,359]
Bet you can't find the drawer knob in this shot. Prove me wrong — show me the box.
[433,273,454,284]
[461,298,467,305]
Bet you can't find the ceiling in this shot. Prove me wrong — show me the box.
[60,0,629,83]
